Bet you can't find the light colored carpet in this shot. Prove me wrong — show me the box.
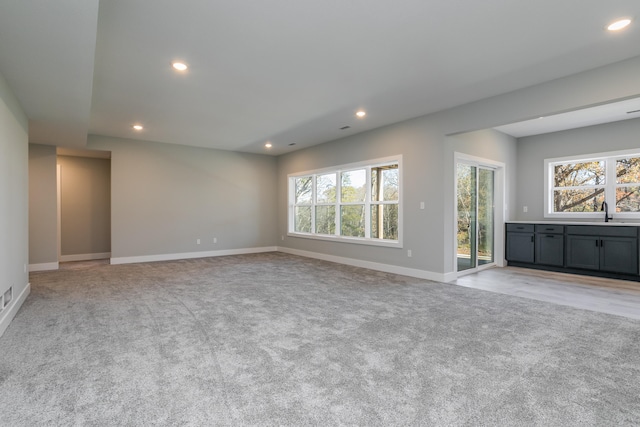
[1,252,639,425]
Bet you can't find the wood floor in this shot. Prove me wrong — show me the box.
[453,266,640,320]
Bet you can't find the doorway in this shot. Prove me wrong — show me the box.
[56,149,111,263]
[456,159,496,273]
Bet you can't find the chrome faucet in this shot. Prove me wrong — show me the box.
[601,201,612,222]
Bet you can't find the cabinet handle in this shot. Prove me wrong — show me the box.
[595,240,599,247]
[531,236,534,242]
[517,226,524,230]
[600,239,604,247]
[546,235,554,238]
[545,228,554,231]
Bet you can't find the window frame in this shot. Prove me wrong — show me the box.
[288,156,402,247]
[544,149,640,219]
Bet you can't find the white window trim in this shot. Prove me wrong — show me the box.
[544,148,640,219]
[288,155,403,248]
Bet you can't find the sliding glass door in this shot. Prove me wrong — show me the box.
[457,163,494,272]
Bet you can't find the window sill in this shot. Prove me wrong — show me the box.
[287,232,402,248]
[545,213,640,221]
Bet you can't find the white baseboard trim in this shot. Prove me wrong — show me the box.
[442,271,458,282]
[29,262,59,272]
[110,246,279,265]
[0,283,30,338]
[59,252,111,262]
[277,247,449,282]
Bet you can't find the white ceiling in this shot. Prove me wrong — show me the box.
[495,96,640,138]
[1,1,640,155]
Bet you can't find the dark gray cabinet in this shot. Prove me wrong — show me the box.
[506,224,534,263]
[566,226,638,275]
[506,222,640,280]
[565,235,599,270]
[535,225,564,266]
[600,237,638,274]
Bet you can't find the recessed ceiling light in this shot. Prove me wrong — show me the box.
[356,111,366,118]
[133,124,143,131]
[172,61,188,71]
[265,142,272,148]
[607,18,632,31]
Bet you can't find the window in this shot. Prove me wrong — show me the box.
[289,157,401,246]
[545,151,640,218]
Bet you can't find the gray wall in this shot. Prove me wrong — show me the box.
[516,117,640,222]
[0,70,29,335]
[443,129,518,272]
[58,155,111,257]
[277,120,517,277]
[444,129,518,221]
[28,144,58,265]
[278,115,446,274]
[277,56,640,278]
[88,135,278,258]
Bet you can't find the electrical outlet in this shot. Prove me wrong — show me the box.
[407,249,412,257]
[420,202,425,210]
[213,237,217,244]
[523,206,528,213]
[196,239,201,245]
[281,235,284,241]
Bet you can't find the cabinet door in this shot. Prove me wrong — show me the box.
[536,234,564,266]
[600,237,638,275]
[566,235,599,270]
[506,233,534,263]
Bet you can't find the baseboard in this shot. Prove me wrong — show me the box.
[0,283,30,338]
[442,271,459,282]
[277,247,448,282]
[59,252,111,262]
[29,262,59,272]
[110,246,279,265]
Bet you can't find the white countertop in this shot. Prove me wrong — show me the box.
[507,220,640,226]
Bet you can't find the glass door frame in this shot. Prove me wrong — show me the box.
[453,153,506,277]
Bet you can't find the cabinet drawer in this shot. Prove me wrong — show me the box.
[506,223,534,233]
[566,225,638,237]
[601,227,638,238]
[535,224,564,234]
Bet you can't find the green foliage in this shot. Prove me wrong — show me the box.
[315,206,335,234]
[341,205,365,237]
[457,165,493,258]
[293,164,399,240]
[294,206,311,233]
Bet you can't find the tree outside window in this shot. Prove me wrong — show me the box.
[289,159,400,244]
[548,154,640,216]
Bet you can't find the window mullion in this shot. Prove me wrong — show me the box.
[311,175,316,234]
[336,172,342,236]
[288,177,294,232]
[606,158,616,209]
[364,167,371,238]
